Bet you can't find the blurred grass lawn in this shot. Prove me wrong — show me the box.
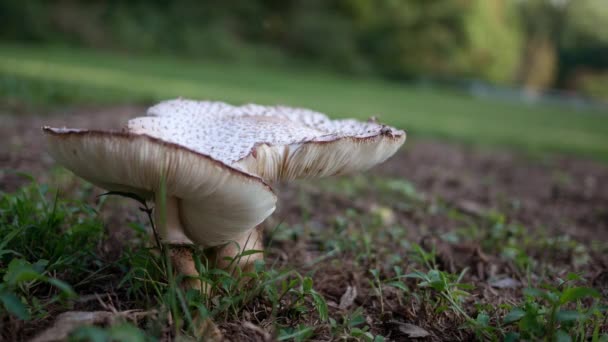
[1,44,607,160]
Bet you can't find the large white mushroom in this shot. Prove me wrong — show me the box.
[43,98,405,290]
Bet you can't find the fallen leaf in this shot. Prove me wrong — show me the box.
[393,322,431,338]
[31,309,155,342]
[197,317,223,342]
[31,311,114,342]
[339,285,358,310]
[490,277,521,289]
[243,321,272,341]
[456,200,487,217]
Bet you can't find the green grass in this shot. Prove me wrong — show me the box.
[2,179,605,340]
[0,178,104,321]
[0,179,328,340]
[1,43,607,160]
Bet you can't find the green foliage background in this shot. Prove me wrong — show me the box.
[2,0,606,97]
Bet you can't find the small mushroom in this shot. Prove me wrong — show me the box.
[43,99,405,291]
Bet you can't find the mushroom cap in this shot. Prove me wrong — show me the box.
[42,127,276,247]
[128,99,406,181]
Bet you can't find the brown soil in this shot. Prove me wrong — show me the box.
[1,106,607,341]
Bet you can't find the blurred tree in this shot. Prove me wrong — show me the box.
[349,0,470,79]
[0,0,606,98]
[559,0,608,98]
[564,0,608,44]
[514,0,568,94]
[460,0,523,84]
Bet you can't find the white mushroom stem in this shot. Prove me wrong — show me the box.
[169,246,205,292]
[154,195,192,245]
[153,194,202,291]
[208,228,264,274]
[154,194,263,291]
[167,229,264,293]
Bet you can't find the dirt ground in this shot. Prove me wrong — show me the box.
[1,106,607,340]
[3,105,607,241]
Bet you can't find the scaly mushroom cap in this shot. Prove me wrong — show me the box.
[128,99,406,181]
[42,127,276,247]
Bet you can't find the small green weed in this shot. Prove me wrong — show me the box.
[502,274,605,341]
[406,244,476,321]
[329,307,385,342]
[0,179,104,322]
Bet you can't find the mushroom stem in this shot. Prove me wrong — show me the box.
[169,245,206,292]
[154,195,263,291]
[167,228,263,294]
[154,195,192,245]
[154,194,203,291]
[207,227,264,275]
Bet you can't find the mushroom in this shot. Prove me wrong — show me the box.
[43,99,405,291]
[42,127,276,290]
